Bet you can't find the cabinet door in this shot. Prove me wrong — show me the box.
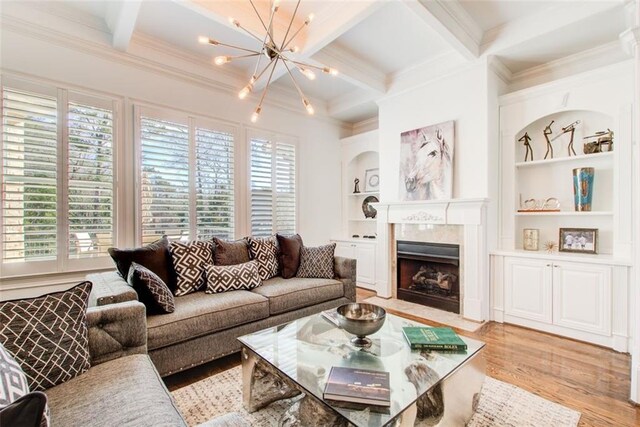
[333,242,355,259]
[504,257,552,324]
[552,262,611,335]
[355,244,375,285]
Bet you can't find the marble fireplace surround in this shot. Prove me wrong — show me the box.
[372,198,489,322]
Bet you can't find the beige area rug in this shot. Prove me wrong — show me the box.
[363,296,484,333]
[172,366,581,427]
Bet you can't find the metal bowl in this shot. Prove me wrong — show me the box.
[336,303,386,348]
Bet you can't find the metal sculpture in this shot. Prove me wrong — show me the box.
[543,120,581,159]
[518,132,533,162]
[543,120,555,159]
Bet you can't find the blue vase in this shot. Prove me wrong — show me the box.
[572,167,594,211]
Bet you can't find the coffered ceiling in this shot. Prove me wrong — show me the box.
[9,0,632,124]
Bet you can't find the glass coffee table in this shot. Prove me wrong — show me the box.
[238,312,485,427]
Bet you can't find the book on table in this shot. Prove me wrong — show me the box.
[323,367,391,407]
[402,327,467,351]
[321,309,340,326]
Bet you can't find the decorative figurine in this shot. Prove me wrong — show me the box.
[543,120,555,159]
[583,129,614,154]
[353,178,360,194]
[561,120,580,156]
[544,119,581,159]
[519,132,533,162]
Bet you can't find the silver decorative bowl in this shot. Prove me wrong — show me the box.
[336,303,386,348]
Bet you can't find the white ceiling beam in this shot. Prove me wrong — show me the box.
[106,0,142,52]
[400,0,482,61]
[328,88,379,118]
[312,45,386,94]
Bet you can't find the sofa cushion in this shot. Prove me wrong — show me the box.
[251,277,344,315]
[0,282,92,391]
[170,240,213,296]
[247,236,279,281]
[108,237,176,291]
[296,243,336,279]
[212,238,251,266]
[127,263,175,314]
[45,354,186,427]
[276,234,303,279]
[146,291,269,351]
[205,261,261,294]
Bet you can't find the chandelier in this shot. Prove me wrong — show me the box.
[198,0,338,123]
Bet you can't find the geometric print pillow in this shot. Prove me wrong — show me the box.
[127,263,175,314]
[296,243,336,279]
[204,261,262,294]
[170,240,213,296]
[247,236,279,281]
[0,282,92,392]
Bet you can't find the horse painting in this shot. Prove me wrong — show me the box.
[399,121,454,201]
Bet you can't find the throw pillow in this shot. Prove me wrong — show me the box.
[296,243,336,279]
[127,263,175,314]
[108,236,176,291]
[247,236,279,281]
[0,282,92,392]
[205,261,262,294]
[276,234,303,279]
[170,240,213,296]
[212,237,250,266]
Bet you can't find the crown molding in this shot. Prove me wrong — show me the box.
[620,27,640,55]
[312,44,386,93]
[351,117,379,135]
[487,56,512,85]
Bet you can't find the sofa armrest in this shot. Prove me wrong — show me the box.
[335,256,357,302]
[87,300,147,366]
[87,271,138,307]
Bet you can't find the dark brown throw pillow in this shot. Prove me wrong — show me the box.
[276,234,303,279]
[127,263,175,314]
[108,236,176,291]
[212,237,251,266]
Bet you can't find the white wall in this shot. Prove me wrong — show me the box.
[0,8,346,298]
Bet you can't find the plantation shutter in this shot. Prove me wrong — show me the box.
[140,116,190,244]
[195,127,234,239]
[249,137,296,236]
[1,88,58,262]
[68,102,114,258]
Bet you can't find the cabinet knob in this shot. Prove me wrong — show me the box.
[553,264,560,268]
[546,264,551,267]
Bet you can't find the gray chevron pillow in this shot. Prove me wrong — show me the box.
[205,261,262,294]
[296,243,336,279]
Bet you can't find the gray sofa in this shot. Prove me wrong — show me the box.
[45,300,186,426]
[88,256,357,377]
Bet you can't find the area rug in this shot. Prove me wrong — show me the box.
[171,366,581,427]
[363,296,484,333]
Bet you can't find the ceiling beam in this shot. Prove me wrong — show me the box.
[106,0,142,52]
[400,0,482,61]
[312,45,386,93]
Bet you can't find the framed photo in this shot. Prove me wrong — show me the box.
[364,168,379,193]
[559,228,598,254]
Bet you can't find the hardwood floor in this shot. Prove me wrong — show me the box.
[165,287,640,426]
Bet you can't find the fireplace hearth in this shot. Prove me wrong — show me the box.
[396,240,460,314]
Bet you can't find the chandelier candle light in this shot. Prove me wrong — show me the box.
[199,0,338,122]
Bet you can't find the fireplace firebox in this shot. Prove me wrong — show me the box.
[396,240,460,314]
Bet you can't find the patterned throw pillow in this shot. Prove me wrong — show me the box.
[108,236,176,291]
[205,261,262,294]
[247,236,279,281]
[127,263,175,314]
[170,240,213,296]
[296,243,336,279]
[212,237,251,266]
[0,282,92,392]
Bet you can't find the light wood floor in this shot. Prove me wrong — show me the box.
[165,288,640,426]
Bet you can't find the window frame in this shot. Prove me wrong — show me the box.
[0,76,121,278]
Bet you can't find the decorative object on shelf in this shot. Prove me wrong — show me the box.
[352,234,360,238]
[364,168,379,193]
[518,132,533,162]
[543,120,581,159]
[362,195,379,219]
[353,178,360,194]
[198,0,338,123]
[335,303,386,348]
[583,129,614,154]
[544,241,558,253]
[518,197,560,212]
[399,121,454,201]
[559,228,598,254]
[572,167,594,211]
[363,235,376,239]
[523,229,539,251]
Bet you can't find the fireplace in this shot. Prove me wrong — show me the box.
[396,240,460,314]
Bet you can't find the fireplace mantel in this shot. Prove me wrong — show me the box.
[372,198,489,322]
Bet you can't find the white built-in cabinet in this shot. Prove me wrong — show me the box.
[491,63,633,352]
[333,240,376,287]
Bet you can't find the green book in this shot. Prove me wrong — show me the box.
[402,327,467,351]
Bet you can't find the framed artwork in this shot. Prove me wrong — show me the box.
[559,228,598,254]
[399,120,454,201]
[364,168,379,193]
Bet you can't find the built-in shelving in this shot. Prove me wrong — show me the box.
[515,211,613,216]
[348,191,380,197]
[349,218,377,222]
[515,151,613,168]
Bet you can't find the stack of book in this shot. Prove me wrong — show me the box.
[323,367,391,407]
[402,326,467,352]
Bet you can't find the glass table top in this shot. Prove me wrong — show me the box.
[238,312,485,427]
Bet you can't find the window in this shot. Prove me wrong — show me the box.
[1,82,117,275]
[249,135,297,236]
[137,108,236,244]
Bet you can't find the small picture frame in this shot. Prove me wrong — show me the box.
[364,168,379,193]
[559,228,598,254]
